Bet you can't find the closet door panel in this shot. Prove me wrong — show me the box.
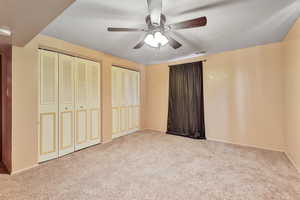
[122,70,130,132]
[137,72,140,105]
[116,69,122,106]
[112,67,119,135]
[133,72,140,129]
[112,67,140,138]
[128,71,135,130]
[76,110,88,144]
[87,61,101,145]
[59,54,75,156]
[60,111,73,150]
[76,59,88,107]
[128,107,134,130]
[133,106,140,128]
[131,72,138,106]
[40,113,56,156]
[39,50,59,162]
[123,70,130,106]
[112,67,122,107]
[75,58,89,150]
[112,108,120,134]
[90,109,100,141]
[112,67,123,137]
[88,61,100,106]
[120,107,128,132]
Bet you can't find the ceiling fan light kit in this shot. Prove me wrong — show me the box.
[144,31,169,48]
[107,0,207,50]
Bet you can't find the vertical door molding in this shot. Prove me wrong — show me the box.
[0,44,12,173]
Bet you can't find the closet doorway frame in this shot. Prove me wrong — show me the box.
[37,46,103,162]
[0,44,12,174]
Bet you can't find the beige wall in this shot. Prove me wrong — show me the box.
[282,19,300,171]
[12,34,146,173]
[146,43,285,152]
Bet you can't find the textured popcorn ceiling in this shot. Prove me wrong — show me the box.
[42,0,300,64]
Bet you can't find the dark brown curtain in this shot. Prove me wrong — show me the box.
[167,61,206,139]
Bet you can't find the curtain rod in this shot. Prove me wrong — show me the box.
[169,59,207,67]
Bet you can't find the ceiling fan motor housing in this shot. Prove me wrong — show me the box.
[146,14,166,29]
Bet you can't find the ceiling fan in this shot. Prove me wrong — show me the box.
[107,0,207,49]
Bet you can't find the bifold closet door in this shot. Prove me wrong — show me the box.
[75,58,101,150]
[38,50,59,162]
[87,60,101,146]
[128,71,140,130]
[58,54,75,156]
[112,67,140,138]
[75,58,89,150]
[112,67,122,135]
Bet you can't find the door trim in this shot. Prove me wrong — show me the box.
[0,44,12,173]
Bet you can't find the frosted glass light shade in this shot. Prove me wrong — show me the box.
[154,32,168,46]
[144,32,169,48]
[144,34,158,48]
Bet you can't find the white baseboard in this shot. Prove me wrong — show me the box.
[285,151,300,173]
[10,164,39,175]
[145,130,284,152]
[102,139,112,144]
[172,135,300,172]
[207,137,284,152]
[112,128,140,139]
[143,129,166,133]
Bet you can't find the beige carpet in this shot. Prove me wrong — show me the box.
[0,131,299,200]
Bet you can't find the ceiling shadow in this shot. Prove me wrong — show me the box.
[168,0,248,16]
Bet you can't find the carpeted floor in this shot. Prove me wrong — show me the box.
[0,131,299,200]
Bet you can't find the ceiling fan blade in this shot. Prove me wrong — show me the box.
[147,0,162,26]
[177,0,241,15]
[107,27,145,32]
[168,37,182,49]
[169,17,207,30]
[133,40,145,49]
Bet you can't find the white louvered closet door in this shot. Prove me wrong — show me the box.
[112,66,140,138]
[134,71,140,129]
[128,71,135,130]
[39,51,101,162]
[75,58,90,150]
[112,67,121,135]
[38,50,59,162]
[87,60,101,146]
[58,54,75,157]
[121,68,129,132]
